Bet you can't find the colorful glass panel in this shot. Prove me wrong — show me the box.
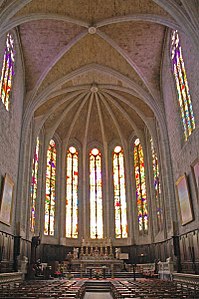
[89,148,103,239]
[134,138,148,232]
[44,139,56,235]
[150,138,162,231]
[171,30,195,140]
[66,146,78,238]
[30,137,39,232]
[113,146,128,238]
[0,33,15,111]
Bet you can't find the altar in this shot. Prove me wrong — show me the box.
[71,258,124,278]
[86,266,107,279]
[68,238,125,278]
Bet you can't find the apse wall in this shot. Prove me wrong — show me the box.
[0,30,25,271]
[0,30,24,235]
[162,30,199,273]
[162,30,198,231]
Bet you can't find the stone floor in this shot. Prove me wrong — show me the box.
[83,292,113,299]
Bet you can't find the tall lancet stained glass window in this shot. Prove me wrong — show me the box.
[171,30,195,140]
[89,148,103,239]
[30,137,39,232]
[150,138,162,231]
[0,33,15,111]
[45,139,56,236]
[134,138,148,232]
[113,146,128,238]
[66,146,78,238]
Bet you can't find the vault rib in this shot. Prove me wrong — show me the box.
[97,29,158,101]
[35,90,88,137]
[63,92,91,147]
[101,90,139,135]
[98,92,127,151]
[96,14,179,29]
[26,30,88,102]
[46,91,89,141]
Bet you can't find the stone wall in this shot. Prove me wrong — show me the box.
[161,29,199,236]
[0,29,24,235]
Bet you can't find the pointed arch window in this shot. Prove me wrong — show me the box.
[66,146,79,238]
[171,30,195,140]
[134,138,148,232]
[30,137,39,232]
[113,146,128,238]
[45,139,56,235]
[89,148,103,239]
[0,33,15,111]
[150,138,162,231]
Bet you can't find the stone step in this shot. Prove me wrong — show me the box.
[84,281,112,293]
[83,292,113,299]
[86,285,110,290]
[71,271,142,279]
[86,288,110,292]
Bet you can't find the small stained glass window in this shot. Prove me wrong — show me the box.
[134,138,148,232]
[150,138,163,231]
[66,146,79,238]
[30,137,39,232]
[89,148,103,239]
[113,146,128,238]
[0,33,15,111]
[44,139,56,236]
[171,30,195,140]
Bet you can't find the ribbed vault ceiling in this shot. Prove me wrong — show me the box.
[40,86,153,143]
[1,0,179,145]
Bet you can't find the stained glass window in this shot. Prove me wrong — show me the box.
[150,138,162,231]
[66,146,78,238]
[89,148,103,239]
[134,138,148,232]
[45,139,56,236]
[171,30,195,140]
[0,33,15,111]
[30,137,39,232]
[113,146,128,238]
